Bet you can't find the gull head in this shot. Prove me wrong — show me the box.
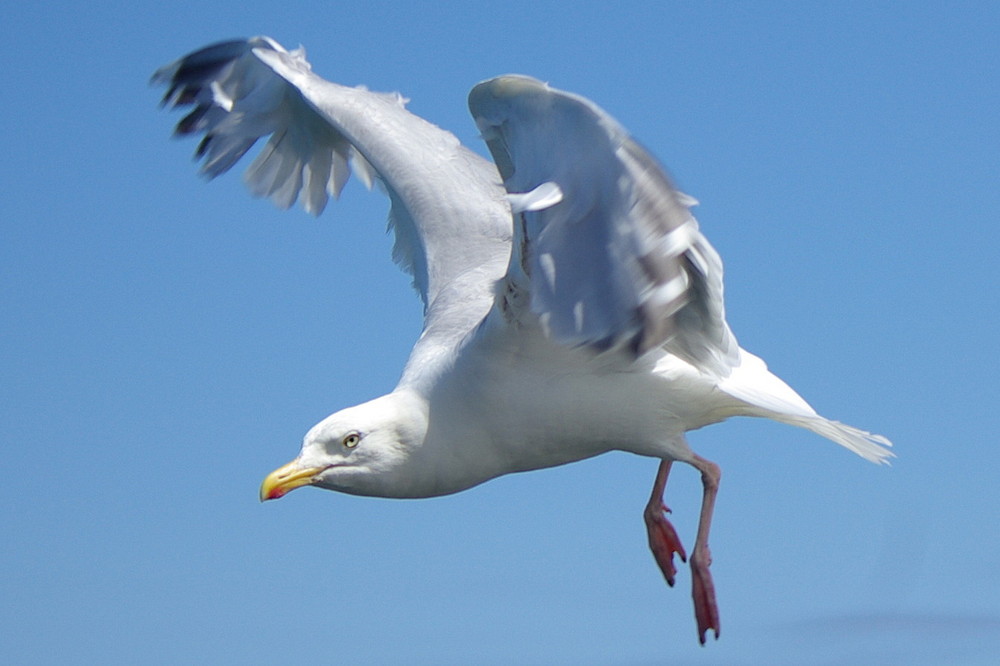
[259,391,427,500]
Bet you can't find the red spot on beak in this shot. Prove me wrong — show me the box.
[265,487,287,500]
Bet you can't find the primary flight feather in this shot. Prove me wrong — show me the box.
[153,36,892,644]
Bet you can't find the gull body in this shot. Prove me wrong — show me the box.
[303,320,740,500]
[153,37,892,643]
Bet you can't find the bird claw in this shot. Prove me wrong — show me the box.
[690,548,720,644]
[644,503,687,587]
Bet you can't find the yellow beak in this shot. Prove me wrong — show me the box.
[259,460,326,501]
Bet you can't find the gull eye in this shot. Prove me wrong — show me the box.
[342,431,361,449]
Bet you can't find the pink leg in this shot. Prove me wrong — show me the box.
[643,460,687,587]
[644,455,722,644]
[689,454,722,644]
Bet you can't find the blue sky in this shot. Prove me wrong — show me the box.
[3,1,999,663]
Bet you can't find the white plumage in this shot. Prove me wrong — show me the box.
[153,37,892,643]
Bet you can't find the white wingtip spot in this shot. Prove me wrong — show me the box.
[507,181,564,213]
[209,81,234,112]
[539,252,557,292]
[538,311,552,337]
[656,218,696,257]
[646,273,689,310]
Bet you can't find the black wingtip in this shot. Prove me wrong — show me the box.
[175,105,210,135]
[151,38,254,105]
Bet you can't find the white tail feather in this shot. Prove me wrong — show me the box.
[773,415,894,464]
[720,349,894,464]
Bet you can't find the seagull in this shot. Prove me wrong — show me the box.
[153,36,892,644]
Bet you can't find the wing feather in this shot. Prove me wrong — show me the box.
[468,75,738,374]
[153,37,511,310]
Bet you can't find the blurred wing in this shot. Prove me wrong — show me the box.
[468,76,738,375]
[153,37,511,309]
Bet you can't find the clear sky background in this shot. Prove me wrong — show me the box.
[3,1,999,664]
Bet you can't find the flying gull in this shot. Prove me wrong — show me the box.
[153,36,893,644]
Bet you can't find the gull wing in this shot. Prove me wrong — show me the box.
[468,76,738,375]
[153,37,511,311]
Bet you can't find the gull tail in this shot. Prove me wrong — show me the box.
[769,415,894,464]
[718,350,894,464]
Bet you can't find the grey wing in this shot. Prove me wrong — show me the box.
[468,75,738,375]
[153,37,512,311]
